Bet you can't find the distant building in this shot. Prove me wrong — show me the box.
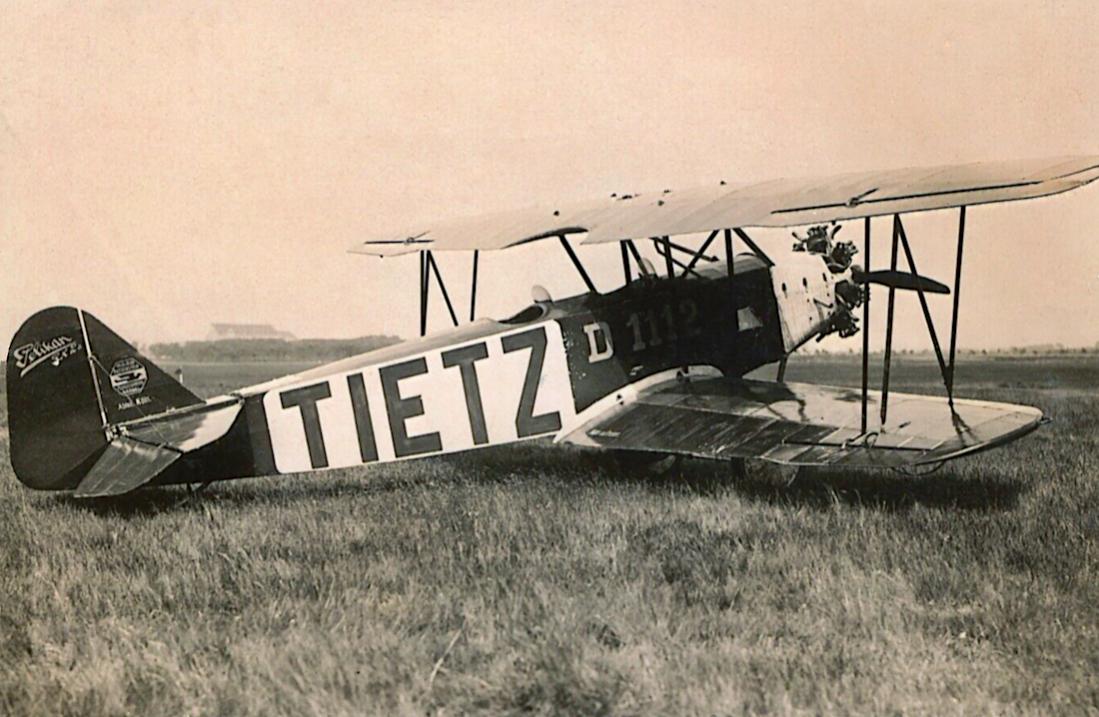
[206,323,296,341]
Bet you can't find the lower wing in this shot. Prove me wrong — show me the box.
[559,376,1042,468]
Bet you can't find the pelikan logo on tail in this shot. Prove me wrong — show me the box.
[11,336,82,377]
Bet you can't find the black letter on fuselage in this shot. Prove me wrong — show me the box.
[347,373,378,463]
[379,357,442,458]
[501,327,562,437]
[280,382,332,469]
[441,342,490,445]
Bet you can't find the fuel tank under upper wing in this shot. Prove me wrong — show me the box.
[559,377,1042,468]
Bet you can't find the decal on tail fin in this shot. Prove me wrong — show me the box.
[79,310,202,424]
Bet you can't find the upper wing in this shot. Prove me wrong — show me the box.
[558,376,1042,468]
[351,155,1099,256]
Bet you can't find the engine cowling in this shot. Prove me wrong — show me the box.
[770,252,838,352]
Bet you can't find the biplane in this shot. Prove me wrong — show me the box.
[7,156,1099,497]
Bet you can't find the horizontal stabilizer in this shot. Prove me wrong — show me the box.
[74,437,180,498]
[124,400,242,452]
[561,377,1042,468]
[73,400,242,498]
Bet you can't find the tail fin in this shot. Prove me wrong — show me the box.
[6,306,202,490]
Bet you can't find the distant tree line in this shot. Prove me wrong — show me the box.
[148,336,401,363]
[800,346,1093,358]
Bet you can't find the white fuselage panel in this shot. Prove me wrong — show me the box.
[262,321,576,474]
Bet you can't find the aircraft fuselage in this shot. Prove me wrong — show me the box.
[128,253,837,486]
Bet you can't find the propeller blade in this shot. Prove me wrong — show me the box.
[853,269,950,295]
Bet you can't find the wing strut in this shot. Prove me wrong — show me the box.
[723,228,735,276]
[558,235,597,293]
[469,250,479,322]
[733,228,774,267]
[667,232,722,277]
[616,239,656,283]
[724,228,739,333]
[658,236,675,277]
[653,238,679,276]
[682,230,720,275]
[861,216,871,433]
[877,207,968,420]
[417,250,460,336]
[642,232,724,280]
[946,206,967,400]
[625,240,646,275]
[419,251,429,336]
[881,217,901,423]
[897,217,949,383]
[653,237,701,278]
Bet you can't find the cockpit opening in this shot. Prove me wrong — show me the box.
[500,285,553,324]
[500,303,548,325]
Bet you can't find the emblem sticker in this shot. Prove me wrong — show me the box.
[109,357,148,397]
[11,336,82,377]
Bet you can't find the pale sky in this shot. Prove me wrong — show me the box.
[2,1,1097,350]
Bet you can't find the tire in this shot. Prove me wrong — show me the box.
[610,450,684,478]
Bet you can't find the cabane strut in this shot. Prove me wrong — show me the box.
[418,250,461,336]
[418,238,602,335]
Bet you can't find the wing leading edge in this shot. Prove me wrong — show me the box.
[351,155,1099,256]
[559,377,1042,469]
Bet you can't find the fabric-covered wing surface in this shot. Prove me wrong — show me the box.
[351,155,1099,256]
[561,378,1042,468]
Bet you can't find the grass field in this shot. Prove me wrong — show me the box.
[2,355,1098,715]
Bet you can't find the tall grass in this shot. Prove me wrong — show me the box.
[2,357,1098,715]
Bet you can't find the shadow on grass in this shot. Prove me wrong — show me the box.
[52,442,587,517]
[52,441,1026,517]
[567,447,1026,512]
[667,460,1026,512]
[50,469,425,518]
[51,487,196,518]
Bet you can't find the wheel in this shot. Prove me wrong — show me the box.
[610,450,684,478]
[741,459,802,485]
